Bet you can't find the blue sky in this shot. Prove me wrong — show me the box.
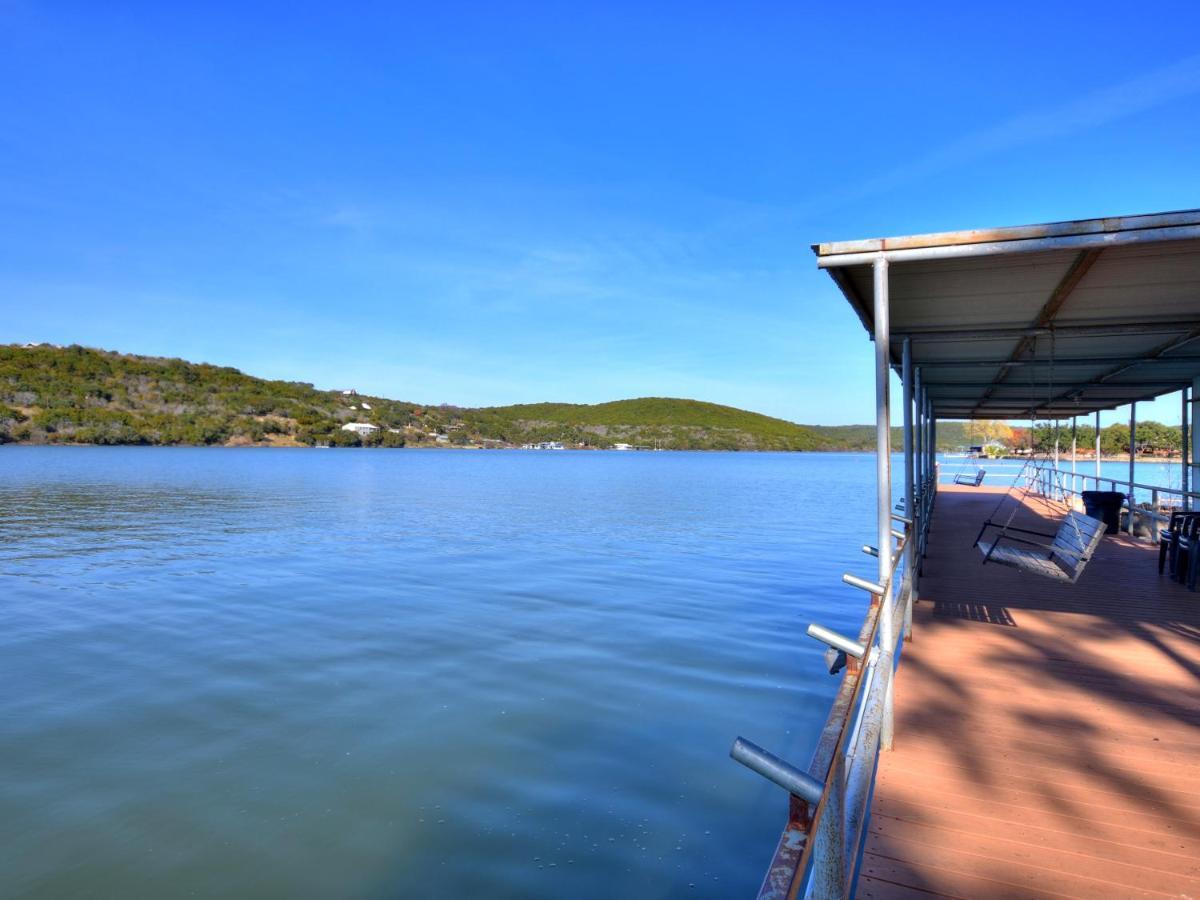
[2,2,1199,426]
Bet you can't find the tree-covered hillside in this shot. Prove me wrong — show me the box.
[0,345,843,449]
[0,344,425,446]
[462,398,827,450]
[0,344,1182,454]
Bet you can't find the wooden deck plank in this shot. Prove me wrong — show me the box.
[867,812,1200,879]
[857,484,1200,899]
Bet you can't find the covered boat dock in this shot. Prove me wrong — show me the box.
[731,210,1200,899]
[858,483,1200,898]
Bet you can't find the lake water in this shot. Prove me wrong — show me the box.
[942,455,1187,503]
[1,447,891,899]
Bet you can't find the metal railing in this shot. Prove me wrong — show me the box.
[936,459,1196,539]
[1020,465,1197,540]
[729,471,937,898]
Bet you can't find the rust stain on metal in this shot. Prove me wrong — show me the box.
[751,595,885,899]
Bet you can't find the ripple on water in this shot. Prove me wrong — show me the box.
[0,447,880,898]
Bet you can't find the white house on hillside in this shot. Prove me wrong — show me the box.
[341,422,379,437]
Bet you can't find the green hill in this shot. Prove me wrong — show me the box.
[0,344,420,447]
[0,343,968,451]
[462,399,826,450]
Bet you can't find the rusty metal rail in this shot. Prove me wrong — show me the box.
[730,469,934,899]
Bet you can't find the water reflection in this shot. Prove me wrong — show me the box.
[0,447,878,898]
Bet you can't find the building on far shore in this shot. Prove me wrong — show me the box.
[341,422,378,437]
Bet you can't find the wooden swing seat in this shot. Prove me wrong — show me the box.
[954,469,986,487]
[976,510,1105,583]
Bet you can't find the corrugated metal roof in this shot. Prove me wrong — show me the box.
[814,210,1200,419]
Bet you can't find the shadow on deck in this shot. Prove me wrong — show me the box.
[857,484,1200,899]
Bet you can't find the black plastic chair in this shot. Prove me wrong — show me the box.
[1158,511,1200,577]
[1173,515,1200,590]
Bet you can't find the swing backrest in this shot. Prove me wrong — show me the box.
[1050,511,1106,576]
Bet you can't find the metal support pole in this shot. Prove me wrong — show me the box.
[928,397,935,481]
[931,415,937,492]
[1071,416,1078,500]
[1095,410,1101,481]
[1183,387,1190,511]
[902,339,915,588]
[809,749,846,897]
[1192,379,1200,508]
[1128,403,1137,535]
[872,258,894,752]
[914,368,923,505]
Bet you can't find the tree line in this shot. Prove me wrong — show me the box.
[963,420,1184,456]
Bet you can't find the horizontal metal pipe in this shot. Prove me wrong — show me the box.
[891,513,912,525]
[730,737,824,805]
[1027,465,1200,503]
[918,356,1200,368]
[862,544,879,557]
[815,223,1200,268]
[897,320,1200,343]
[842,573,886,595]
[807,623,867,659]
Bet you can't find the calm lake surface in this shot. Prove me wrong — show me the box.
[2,447,1184,898]
[2,447,884,899]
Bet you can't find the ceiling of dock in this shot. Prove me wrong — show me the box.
[814,210,1200,419]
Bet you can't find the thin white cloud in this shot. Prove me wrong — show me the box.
[811,53,1200,211]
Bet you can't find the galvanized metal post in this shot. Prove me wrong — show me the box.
[1192,379,1200,510]
[873,258,895,752]
[930,412,937,494]
[902,339,915,588]
[914,368,923,505]
[928,395,934,488]
[1095,410,1101,481]
[1183,387,1190,511]
[1128,403,1137,535]
[929,398,935,478]
[809,749,846,897]
[918,387,929,565]
[1071,417,1078,499]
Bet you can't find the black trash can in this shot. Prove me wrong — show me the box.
[1081,490,1126,534]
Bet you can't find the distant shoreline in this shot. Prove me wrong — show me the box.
[962,455,1182,464]
[0,443,1187,462]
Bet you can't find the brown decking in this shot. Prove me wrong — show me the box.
[858,484,1200,900]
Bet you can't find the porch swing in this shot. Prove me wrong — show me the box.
[971,331,1107,583]
[951,425,987,487]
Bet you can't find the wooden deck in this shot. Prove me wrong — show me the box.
[857,484,1200,900]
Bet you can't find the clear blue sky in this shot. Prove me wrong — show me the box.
[3,2,1199,425]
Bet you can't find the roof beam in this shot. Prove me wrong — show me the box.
[924,380,1186,389]
[918,355,1200,368]
[1033,328,1200,413]
[896,319,1200,343]
[815,209,1200,258]
[970,248,1104,416]
[815,221,1200,267]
